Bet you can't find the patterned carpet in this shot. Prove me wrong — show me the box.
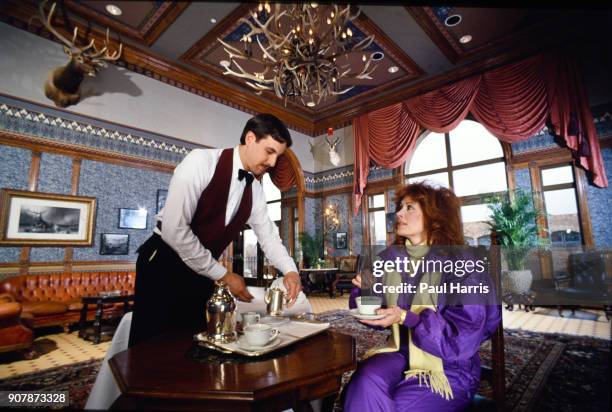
[0,310,608,411]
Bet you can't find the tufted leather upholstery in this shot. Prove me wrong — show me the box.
[0,293,34,354]
[0,271,135,329]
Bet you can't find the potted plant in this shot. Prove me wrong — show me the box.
[298,231,323,268]
[486,190,545,294]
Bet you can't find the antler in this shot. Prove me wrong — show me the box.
[32,0,122,73]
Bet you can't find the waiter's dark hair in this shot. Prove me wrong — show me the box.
[240,113,292,147]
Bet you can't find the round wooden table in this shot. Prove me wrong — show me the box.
[109,328,356,411]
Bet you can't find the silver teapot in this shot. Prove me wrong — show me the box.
[205,281,237,343]
[264,287,286,317]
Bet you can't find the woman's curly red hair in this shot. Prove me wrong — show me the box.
[393,182,464,246]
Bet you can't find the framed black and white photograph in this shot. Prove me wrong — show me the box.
[335,232,347,249]
[386,212,396,233]
[0,189,96,246]
[156,189,168,213]
[100,233,129,255]
[118,208,148,230]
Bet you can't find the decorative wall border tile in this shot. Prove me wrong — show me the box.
[0,95,201,165]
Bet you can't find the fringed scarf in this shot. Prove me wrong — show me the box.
[363,240,454,401]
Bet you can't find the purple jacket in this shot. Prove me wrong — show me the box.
[349,244,501,365]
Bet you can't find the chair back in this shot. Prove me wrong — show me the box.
[568,251,606,291]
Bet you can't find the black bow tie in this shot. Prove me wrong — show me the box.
[238,169,254,185]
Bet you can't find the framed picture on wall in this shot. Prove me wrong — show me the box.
[386,212,395,233]
[118,208,148,230]
[100,233,129,255]
[0,188,96,246]
[156,189,168,213]
[335,232,347,249]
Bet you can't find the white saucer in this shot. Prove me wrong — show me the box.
[349,308,385,320]
[260,316,290,326]
[237,336,281,351]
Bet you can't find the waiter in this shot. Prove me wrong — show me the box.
[128,114,301,347]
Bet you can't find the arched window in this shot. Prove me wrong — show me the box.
[404,120,507,245]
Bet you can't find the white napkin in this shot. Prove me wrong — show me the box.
[236,280,312,318]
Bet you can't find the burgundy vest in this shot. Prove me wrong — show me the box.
[190,149,252,259]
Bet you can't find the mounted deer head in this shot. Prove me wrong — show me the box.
[325,128,341,167]
[31,1,122,107]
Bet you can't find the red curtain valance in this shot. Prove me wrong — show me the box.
[353,50,608,214]
[269,153,297,192]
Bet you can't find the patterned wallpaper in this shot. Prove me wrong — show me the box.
[73,160,171,261]
[0,145,31,263]
[586,147,612,247]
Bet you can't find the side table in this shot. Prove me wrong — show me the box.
[79,293,134,344]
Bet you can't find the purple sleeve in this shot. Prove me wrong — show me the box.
[348,287,359,309]
[410,304,498,362]
[402,310,420,328]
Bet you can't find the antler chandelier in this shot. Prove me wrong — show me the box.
[218,3,377,107]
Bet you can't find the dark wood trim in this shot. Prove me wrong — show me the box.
[355,10,424,77]
[348,193,354,255]
[573,165,595,248]
[63,248,73,273]
[144,2,190,46]
[405,7,459,64]
[541,182,575,192]
[28,151,41,192]
[529,162,549,240]
[0,260,136,271]
[63,0,189,46]
[510,147,572,169]
[0,130,175,173]
[70,158,81,195]
[18,248,30,275]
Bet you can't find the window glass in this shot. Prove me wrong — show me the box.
[543,189,581,247]
[262,173,281,201]
[449,120,503,166]
[541,165,573,186]
[243,229,258,278]
[368,194,385,209]
[461,204,493,246]
[453,162,507,196]
[407,172,450,188]
[406,132,447,174]
[369,210,387,246]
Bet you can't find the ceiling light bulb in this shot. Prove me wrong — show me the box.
[252,12,257,18]
[105,4,122,16]
[341,32,346,39]
[331,11,335,18]
[326,18,331,24]
[309,38,314,45]
[307,101,316,107]
[347,28,352,36]
[258,4,263,12]
[308,28,313,35]
[388,66,399,73]
[332,77,336,82]
[459,34,472,44]
[210,18,217,24]
[220,60,230,68]
[362,54,366,62]
[265,3,271,13]
[311,3,318,8]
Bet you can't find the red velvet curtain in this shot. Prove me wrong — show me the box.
[352,50,608,214]
[268,153,297,192]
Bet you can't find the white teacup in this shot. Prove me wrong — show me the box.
[356,296,382,315]
[242,312,260,327]
[244,323,279,347]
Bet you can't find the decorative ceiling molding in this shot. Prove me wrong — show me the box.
[181,4,424,114]
[63,0,190,46]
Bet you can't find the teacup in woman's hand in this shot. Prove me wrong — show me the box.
[356,296,382,315]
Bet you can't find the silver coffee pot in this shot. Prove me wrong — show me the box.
[264,287,286,317]
[205,281,237,343]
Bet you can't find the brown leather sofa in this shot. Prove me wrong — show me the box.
[0,293,36,358]
[0,271,135,331]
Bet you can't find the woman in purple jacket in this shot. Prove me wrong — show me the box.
[344,182,501,411]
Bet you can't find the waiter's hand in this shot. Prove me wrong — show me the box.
[220,272,254,302]
[283,272,302,307]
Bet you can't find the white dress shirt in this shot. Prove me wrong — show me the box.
[154,146,297,281]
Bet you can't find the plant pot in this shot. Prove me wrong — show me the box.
[503,270,533,294]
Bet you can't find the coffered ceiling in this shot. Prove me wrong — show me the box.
[0,1,607,136]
